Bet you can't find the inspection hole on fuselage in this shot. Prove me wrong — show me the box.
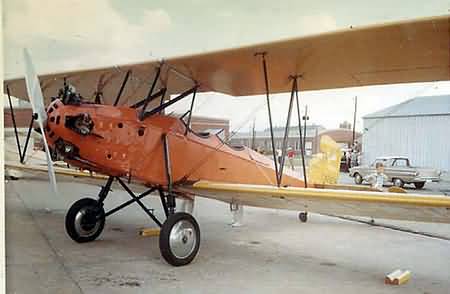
[107,154,112,159]
[138,127,145,136]
[118,122,124,128]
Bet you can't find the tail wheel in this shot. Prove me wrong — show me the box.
[393,178,404,188]
[159,212,200,266]
[298,212,308,223]
[354,173,363,185]
[65,198,105,243]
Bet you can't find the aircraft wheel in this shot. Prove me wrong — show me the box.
[414,182,425,189]
[65,198,105,243]
[298,212,308,223]
[159,212,200,266]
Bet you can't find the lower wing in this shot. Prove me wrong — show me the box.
[178,181,450,224]
[7,162,450,224]
[5,161,146,192]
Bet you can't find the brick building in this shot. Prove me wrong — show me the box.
[229,124,325,155]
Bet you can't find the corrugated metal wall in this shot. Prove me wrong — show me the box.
[362,115,450,172]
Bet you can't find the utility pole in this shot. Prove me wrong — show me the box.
[251,119,256,150]
[302,105,309,152]
[352,96,357,147]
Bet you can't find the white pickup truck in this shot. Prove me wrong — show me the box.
[349,156,441,189]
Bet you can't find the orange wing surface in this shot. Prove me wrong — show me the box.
[5,15,449,105]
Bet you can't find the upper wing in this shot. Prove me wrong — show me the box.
[4,15,449,105]
[178,181,450,223]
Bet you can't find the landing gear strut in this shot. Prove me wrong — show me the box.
[64,175,201,266]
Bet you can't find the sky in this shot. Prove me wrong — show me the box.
[4,0,450,132]
[166,81,450,133]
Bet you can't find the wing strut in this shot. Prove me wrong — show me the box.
[184,87,197,135]
[276,75,309,187]
[113,70,132,106]
[144,85,198,118]
[130,88,167,109]
[162,134,176,214]
[129,63,198,120]
[293,76,308,187]
[278,78,296,185]
[139,66,162,120]
[6,85,37,164]
[255,52,280,186]
[255,53,309,187]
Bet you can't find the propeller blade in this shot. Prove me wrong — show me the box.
[23,48,58,195]
[37,119,58,195]
[23,48,47,123]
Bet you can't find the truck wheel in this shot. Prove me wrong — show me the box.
[393,178,404,188]
[354,173,363,185]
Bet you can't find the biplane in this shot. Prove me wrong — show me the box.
[4,15,450,266]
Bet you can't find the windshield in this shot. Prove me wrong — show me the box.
[371,158,393,167]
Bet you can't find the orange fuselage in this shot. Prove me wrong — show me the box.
[46,99,305,188]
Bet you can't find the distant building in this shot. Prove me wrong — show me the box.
[4,96,33,129]
[362,95,450,172]
[317,129,361,151]
[189,115,230,140]
[339,121,352,129]
[4,108,33,129]
[229,124,325,155]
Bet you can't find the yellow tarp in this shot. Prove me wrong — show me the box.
[308,135,342,185]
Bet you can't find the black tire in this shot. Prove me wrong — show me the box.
[414,182,425,189]
[354,173,363,185]
[159,212,200,266]
[298,212,308,223]
[393,178,404,188]
[65,198,105,243]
